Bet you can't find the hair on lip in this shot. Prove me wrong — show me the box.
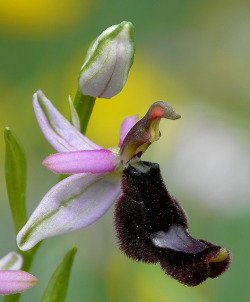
[114,161,231,286]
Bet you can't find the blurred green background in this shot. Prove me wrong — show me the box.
[0,0,249,301]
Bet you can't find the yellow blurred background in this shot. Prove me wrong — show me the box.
[0,0,249,301]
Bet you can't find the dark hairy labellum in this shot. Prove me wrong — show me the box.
[114,161,231,286]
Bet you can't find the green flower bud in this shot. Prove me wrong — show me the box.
[79,21,135,99]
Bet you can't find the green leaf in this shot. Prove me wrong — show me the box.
[4,127,27,234]
[41,246,78,302]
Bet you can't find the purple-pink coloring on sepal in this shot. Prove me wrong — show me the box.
[17,90,139,251]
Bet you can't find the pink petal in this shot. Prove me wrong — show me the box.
[17,173,121,251]
[118,115,139,147]
[0,271,38,295]
[33,90,101,152]
[43,149,116,174]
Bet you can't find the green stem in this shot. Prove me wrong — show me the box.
[3,292,21,302]
[19,243,42,272]
[73,88,96,134]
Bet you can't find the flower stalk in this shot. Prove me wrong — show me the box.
[73,88,96,134]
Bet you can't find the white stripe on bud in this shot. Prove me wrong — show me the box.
[0,252,23,271]
[79,21,135,99]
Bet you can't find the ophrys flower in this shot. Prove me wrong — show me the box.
[17,90,179,251]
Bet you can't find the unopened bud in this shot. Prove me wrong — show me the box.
[79,21,135,99]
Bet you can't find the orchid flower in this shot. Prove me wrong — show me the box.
[0,252,38,295]
[16,90,231,286]
[17,90,179,251]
